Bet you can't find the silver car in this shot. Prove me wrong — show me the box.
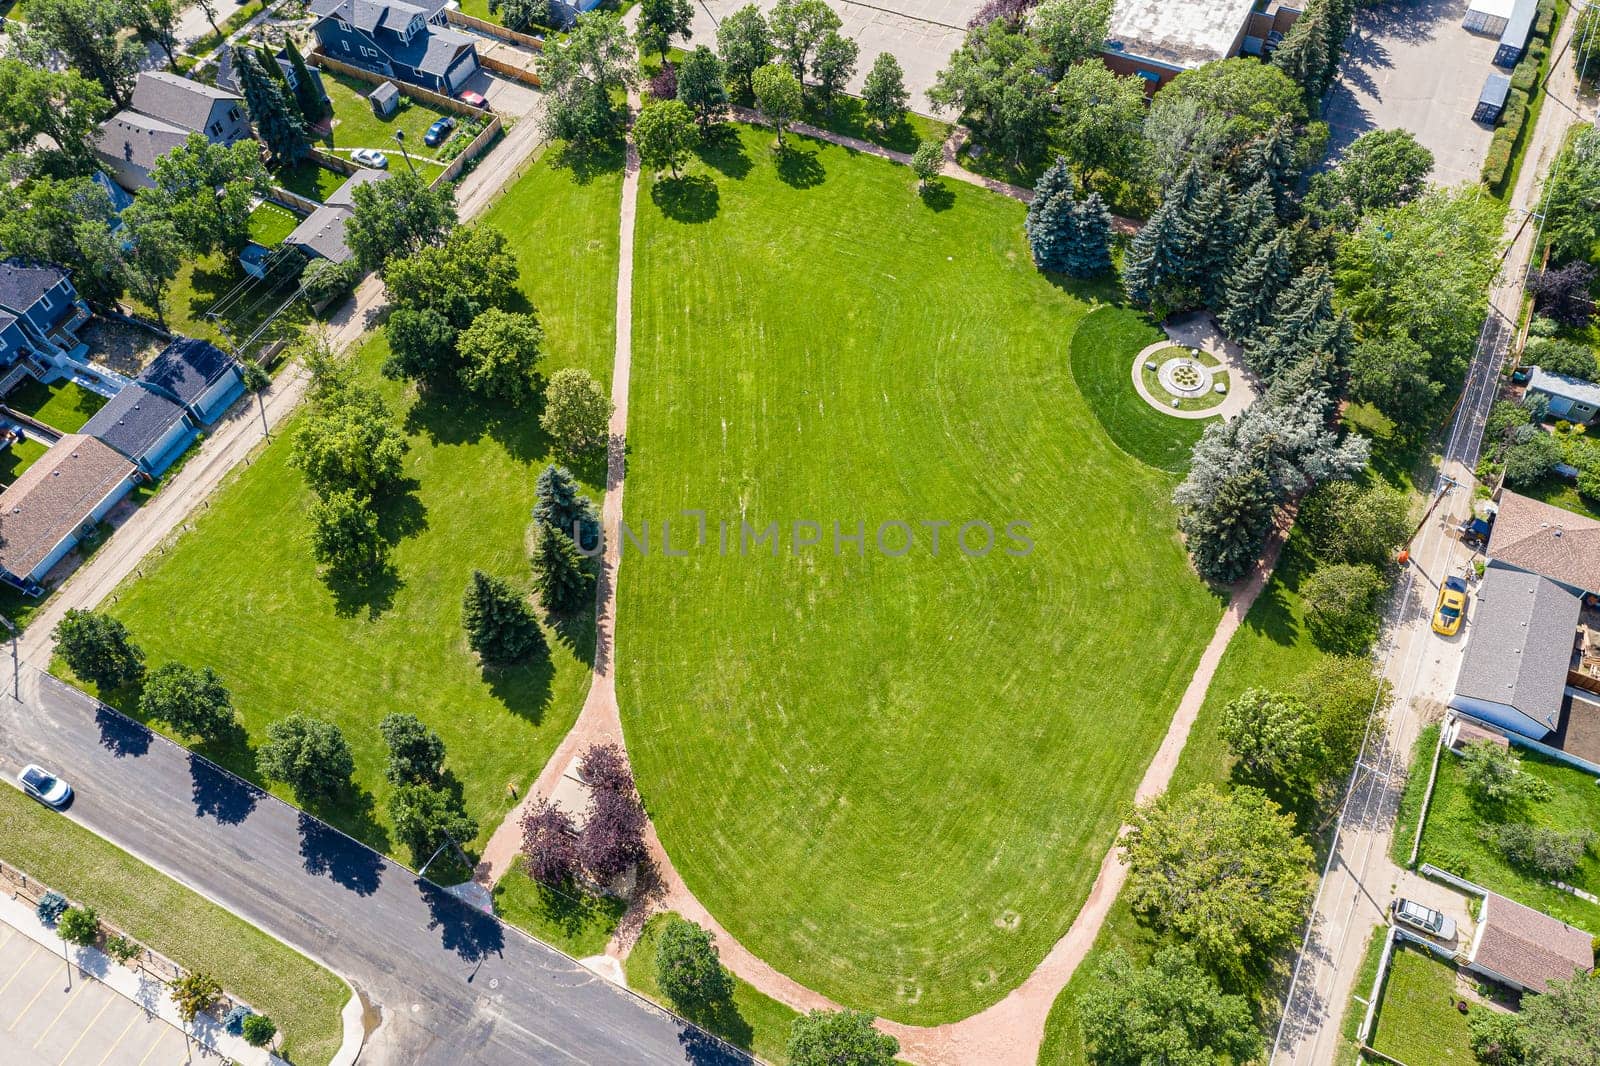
[351,148,389,169]
[1392,898,1456,941]
[19,764,72,808]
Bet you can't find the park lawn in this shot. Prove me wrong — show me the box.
[798,94,949,155]
[1039,532,1335,1064]
[1068,305,1207,473]
[1416,743,1600,932]
[275,160,349,203]
[491,865,626,958]
[625,912,801,1066]
[0,784,348,1065]
[620,122,1223,1024]
[6,377,108,433]
[248,201,301,247]
[79,148,624,858]
[321,72,457,165]
[1369,946,1476,1065]
[0,436,47,484]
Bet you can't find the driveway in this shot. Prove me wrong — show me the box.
[1323,0,1501,187]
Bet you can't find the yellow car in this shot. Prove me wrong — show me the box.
[1432,576,1469,636]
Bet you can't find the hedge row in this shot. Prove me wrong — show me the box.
[1482,87,1530,189]
[1512,39,1547,93]
[1535,0,1556,37]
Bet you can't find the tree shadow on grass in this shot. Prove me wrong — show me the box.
[403,385,549,466]
[674,990,755,1059]
[548,603,597,668]
[298,811,385,896]
[918,180,955,212]
[650,174,720,223]
[326,556,404,621]
[774,143,824,189]
[547,138,627,186]
[480,651,556,728]
[693,124,752,180]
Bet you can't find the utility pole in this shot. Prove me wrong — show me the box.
[0,614,18,702]
[394,130,418,178]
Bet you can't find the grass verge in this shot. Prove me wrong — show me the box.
[492,865,625,958]
[1389,723,1440,868]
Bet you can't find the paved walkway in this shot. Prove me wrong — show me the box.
[1130,311,1257,421]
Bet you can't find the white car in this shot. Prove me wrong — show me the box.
[351,148,389,169]
[1392,898,1456,941]
[19,764,72,808]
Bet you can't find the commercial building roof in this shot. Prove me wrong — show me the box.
[1105,0,1258,69]
[1488,491,1600,595]
[80,384,188,464]
[1474,892,1594,993]
[138,338,238,407]
[1454,567,1580,734]
[0,261,69,317]
[1528,366,1600,407]
[0,435,135,579]
[128,71,242,135]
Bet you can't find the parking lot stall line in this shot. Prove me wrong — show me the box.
[56,993,117,1064]
[93,1012,142,1066]
[6,960,63,1032]
[134,1024,177,1066]
[0,944,41,997]
[32,974,87,1048]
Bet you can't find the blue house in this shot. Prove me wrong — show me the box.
[81,383,197,478]
[309,0,481,96]
[0,261,93,371]
[137,338,245,426]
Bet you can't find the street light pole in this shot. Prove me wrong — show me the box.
[393,130,418,178]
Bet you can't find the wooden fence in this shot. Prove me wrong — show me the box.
[477,52,542,87]
[270,186,322,214]
[309,51,487,116]
[311,146,361,176]
[444,8,545,50]
[434,114,504,186]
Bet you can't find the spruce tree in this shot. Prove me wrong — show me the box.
[1179,465,1277,585]
[237,50,309,164]
[284,39,330,125]
[1027,191,1075,273]
[1065,193,1114,278]
[257,44,290,88]
[1025,157,1074,243]
[1183,176,1236,308]
[1121,193,1192,308]
[1228,180,1278,271]
[1271,1,1331,105]
[1248,265,1339,381]
[1236,117,1298,219]
[1220,228,1295,341]
[533,464,601,552]
[533,525,594,614]
[462,570,548,664]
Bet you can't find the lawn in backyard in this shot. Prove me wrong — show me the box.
[1416,743,1600,931]
[1369,945,1476,1065]
[75,146,624,858]
[0,784,348,1065]
[618,122,1224,1024]
[1069,305,1209,473]
[624,912,801,1065]
[274,160,349,203]
[319,71,457,178]
[0,436,47,484]
[492,864,625,957]
[248,201,301,247]
[5,377,108,433]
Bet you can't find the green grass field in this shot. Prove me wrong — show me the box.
[79,147,624,858]
[1069,306,1209,472]
[5,378,108,433]
[1336,928,1389,1066]
[0,435,47,484]
[492,865,625,957]
[0,785,348,1064]
[618,123,1223,1024]
[248,202,301,247]
[624,912,802,1065]
[1416,745,1600,932]
[275,160,349,203]
[321,72,457,173]
[1370,946,1475,1065]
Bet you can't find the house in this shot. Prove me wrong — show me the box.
[1102,0,1303,87]
[136,338,245,426]
[1449,567,1580,739]
[0,435,137,592]
[1486,490,1600,598]
[309,0,481,96]
[284,169,391,265]
[1466,892,1594,994]
[95,72,251,191]
[0,261,94,370]
[80,383,196,478]
[1525,366,1600,425]
[547,0,604,28]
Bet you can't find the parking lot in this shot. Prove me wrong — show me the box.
[0,921,195,1066]
[1324,0,1501,186]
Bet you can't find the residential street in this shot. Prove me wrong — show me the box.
[1269,11,1593,1063]
[0,667,747,1065]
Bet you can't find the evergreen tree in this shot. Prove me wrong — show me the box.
[533,464,601,552]
[283,39,330,125]
[1247,264,1339,380]
[1179,465,1277,585]
[237,50,308,164]
[462,570,548,665]
[1183,175,1236,307]
[1064,193,1114,278]
[1235,116,1298,219]
[1220,228,1295,340]
[1026,191,1074,273]
[1228,179,1278,270]
[533,524,594,614]
[1024,157,1073,245]
[1121,193,1191,308]
[1271,1,1330,104]
[256,44,287,86]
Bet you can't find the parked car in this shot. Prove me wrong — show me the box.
[351,148,389,169]
[1431,575,1469,636]
[1392,898,1456,941]
[424,116,457,147]
[18,764,72,808]
[458,90,488,109]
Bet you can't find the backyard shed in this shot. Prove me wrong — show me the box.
[1526,366,1600,424]
[369,80,401,118]
[1474,72,1512,123]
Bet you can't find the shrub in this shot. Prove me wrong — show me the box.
[1482,822,1597,877]
[1486,399,1533,442]
[105,934,142,964]
[170,971,223,1023]
[36,892,68,924]
[1529,315,1559,337]
[301,257,359,306]
[56,905,99,946]
[1503,431,1562,486]
[1460,741,1554,804]
[1524,338,1599,380]
[242,1013,278,1046]
[1528,261,1597,327]
[1535,0,1555,36]
[646,60,677,101]
[223,1005,250,1035]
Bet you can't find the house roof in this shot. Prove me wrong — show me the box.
[0,435,135,579]
[96,110,194,176]
[138,338,238,406]
[1550,691,1600,768]
[1105,0,1258,69]
[1528,366,1600,407]
[0,260,69,317]
[80,384,188,464]
[324,168,390,209]
[285,205,360,263]
[392,23,477,77]
[129,72,241,135]
[1454,567,1579,733]
[1474,892,1594,993]
[310,0,441,33]
[1488,490,1600,594]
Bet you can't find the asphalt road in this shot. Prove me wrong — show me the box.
[0,668,748,1066]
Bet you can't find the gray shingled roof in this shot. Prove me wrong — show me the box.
[129,72,241,135]
[324,168,390,209]
[310,0,434,33]
[1528,366,1600,407]
[0,260,69,317]
[1488,490,1600,595]
[81,384,188,464]
[96,111,194,175]
[285,205,359,263]
[1455,567,1580,733]
[138,338,238,406]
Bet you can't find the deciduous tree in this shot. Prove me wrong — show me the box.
[717,4,773,98]
[1302,562,1387,654]
[388,782,477,864]
[538,12,636,146]
[1221,688,1322,783]
[769,0,841,83]
[57,906,100,947]
[0,61,113,179]
[308,488,384,579]
[637,0,693,61]
[1460,741,1554,805]
[578,783,647,879]
[810,29,859,115]
[457,307,545,402]
[910,139,943,188]
[1052,57,1145,190]
[138,662,235,742]
[54,610,145,690]
[141,135,270,256]
[541,367,614,456]
[258,714,355,801]
[752,64,803,145]
[17,0,142,109]
[655,917,733,1011]
[930,19,1052,166]
[677,46,728,127]
[1079,947,1260,1066]
[786,1009,899,1066]
[1308,128,1433,228]
[520,799,579,884]
[170,973,222,1024]
[346,171,459,275]
[861,52,909,130]
[635,97,699,177]
[380,713,447,786]
[291,384,408,501]
[1029,0,1113,78]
